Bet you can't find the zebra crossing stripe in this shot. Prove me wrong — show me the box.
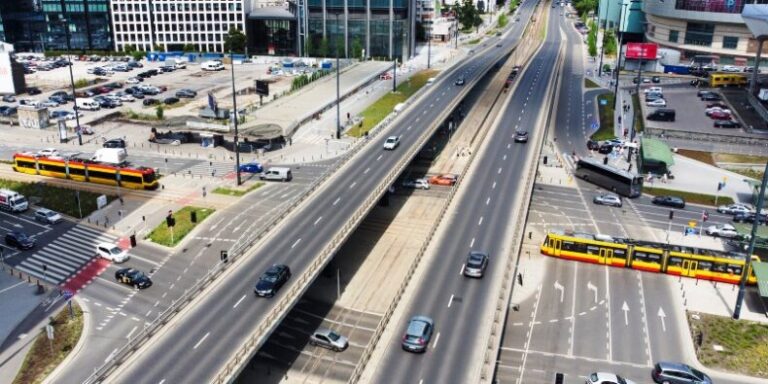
[34,250,83,269]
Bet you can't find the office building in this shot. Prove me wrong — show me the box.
[0,1,47,52]
[110,0,246,53]
[644,0,768,65]
[40,0,113,51]
[246,1,297,56]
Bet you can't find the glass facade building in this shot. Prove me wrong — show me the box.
[40,0,113,51]
[0,1,48,52]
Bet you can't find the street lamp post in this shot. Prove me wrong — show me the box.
[58,6,82,146]
[598,0,612,77]
[427,26,432,69]
[335,12,341,139]
[229,50,241,186]
[612,1,629,111]
[733,161,768,319]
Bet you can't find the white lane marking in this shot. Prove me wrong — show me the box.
[497,167,502,174]
[233,294,247,309]
[193,332,210,349]
[486,197,491,205]
[376,154,382,161]
[432,332,441,349]
[460,264,465,275]
[503,154,507,161]
[291,238,302,249]
[333,197,340,206]
[159,380,166,384]
[448,294,455,308]
[470,237,475,248]
[492,181,497,189]
[478,217,484,226]
[126,326,138,339]
[350,181,357,189]
[507,143,511,149]
[314,216,323,226]
[364,167,370,174]
[407,126,412,131]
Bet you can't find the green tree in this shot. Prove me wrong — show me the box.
[473,14,483,32]
[153,44,164,52]
[318,37,330,58]
[223,27,247,53]
[305,37,315,57]
[587,26,598,58]
[155,105,164,120]
[573,0,598,18]
[131,51,145,61]
[603,29,617,56]
[351,37,363,59]
[182,44,196,53]
[123,44,137,53]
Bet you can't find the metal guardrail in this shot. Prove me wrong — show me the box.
[81,55,477,384]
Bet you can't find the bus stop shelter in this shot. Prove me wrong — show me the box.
[754,261,768,317]
[638,137,674,176]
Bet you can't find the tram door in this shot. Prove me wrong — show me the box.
[681,259,698,278]
[551,238,562,257]
[598,248,613,265]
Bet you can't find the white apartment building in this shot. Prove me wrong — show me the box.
[110,0,246,53]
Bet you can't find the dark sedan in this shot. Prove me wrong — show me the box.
[514,130,529,143]
[26,87,42,95]
[652,195,686,209]
[254,264,291,297]
[143,98,159,106]
[5,231,36,250]
[163,96,180,105]
[714,120,741,128]
[115,268,153,289]
[733,212,767,225]
[175,89,197,98]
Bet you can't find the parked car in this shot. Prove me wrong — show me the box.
[402,178,430,190]
[705,224,740,238]
[34,208,62,224]
[163,96,180,105]
[733,212,768,224]
[48,95,67,104]
[721,65,740,72]
[0,106,18,116]
[593,193,622,207]
[5,230,36,250]
[514,130,529,143]
[26,87,41,95]
[717,203,752,215]
[254,264,291,297]
[383,135,400,150]
[713,119,741,128]
[143,98,159,106]
[175,88,197,98]
[428,174,458,186]
[705,106,731,115]
[652,195,686,209]
[701,93,722,101]
[646,98,667,107]
[587,139,600,150]
[644,92,664,102]
[115,268,152,289]
[651,76,661,83]
[126,77,141,84]
[598,143,615,154]
[103,138,127,148]
[96,242,129,263]
[652,362,712,384]
[706,102,728,109]
[586,372,636,384]
[309,328,349,352]
[708,110,732,120]
[401,316,434,353]
[463,251,489,278]
[2,95,16,102]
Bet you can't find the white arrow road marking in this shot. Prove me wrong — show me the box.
[622,301,630,326]
[657,307,667,332]
[587,281,597,303]
[554,281,564,303]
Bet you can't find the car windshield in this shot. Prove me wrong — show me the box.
[261,271,279,283]
[45,211,56,217]
[110,247,123,255]
[386,138,396,143]
[129,270,145,279]
[15,233,28,240]
[327,331,340,341]
[468,254,484,267]
[690,368,706,379]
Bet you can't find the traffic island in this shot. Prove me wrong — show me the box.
[688,312,768,378]
[13,302,84,384]
[0,179,115,218]
[212,182,265,197]
[146,206,215,247]
[591,92,616,140]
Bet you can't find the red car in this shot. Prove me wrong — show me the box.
[708,110,732,120]
[428,174,458,186]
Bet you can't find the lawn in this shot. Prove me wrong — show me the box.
[631,93,645,133]
[677,149,716,166]
[584,78,600,88]
[146,206,215,247]
[467,38,481,45]
[689,312,768,378]
[590,92,616,141]
[675,150,765,180]
[13,303,83,384]
[347,69,438,137]
[643,186,734,206]
[0,179,115,218]
[212,182,264,197]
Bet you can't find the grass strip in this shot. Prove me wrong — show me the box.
[590,92,615,141]
[212,182,264,197]
[13,303,83,384]
[0,179,114,218]
[347,69,438,137]
[689,312,768,378]
[584,78,599,88]
[146,206,214,246]
[643,186,734,206]
[631,93,645,133]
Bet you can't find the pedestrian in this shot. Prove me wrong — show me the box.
[627,163,632,172]
[618,116,622,124]
[662,173,668,183]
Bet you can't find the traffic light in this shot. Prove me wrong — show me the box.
[166,214,176,228]
[669,210,674,220]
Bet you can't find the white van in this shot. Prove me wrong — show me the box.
[201,60,224,71]
[91,148,127,165]
[260,167,292,182]
[76,98,100,111]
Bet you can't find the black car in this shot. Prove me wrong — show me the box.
[159,65,175,72]
[137,71,151,79]
[697,90,714,98]
[115,268,153,289]
[48,95,67,105]
[2,95,16,102]
[163,96,180,105]
[652,195,686,209]
[103,138,127,148]
[701,93,721,101]
[454,77,466,86]
[50,91,74,101]
[26,87,41,95]
[0,106,17,116]
[254,264,291,297]
[143,98,159,106]
[127,61,143,68]
[714,120,741,128]
[652,76,661,83]
[597,143,615,154]
[100,99,120,109]
[514,130,529,143]
[587,139,600,150]
[5,230,36,250]
[175,89,197,98]
[733,212,767,225]
[132,91,145,99]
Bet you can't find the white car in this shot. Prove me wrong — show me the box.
[96,242,129,263]
[586,372,636,384]
[126,77,141,84]
[717,203,752,215]
[705,106,731,115]
[643,86,662,94]
[721,65,740,72]
[705,224,740,238]
[383,135,400,150]
[37,148,59,157]
[34,208,63,224]
[114,92,135,102]
[402,178,430,190]
[646,98,667,107]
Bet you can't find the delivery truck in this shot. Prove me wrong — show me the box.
[91,148,127,165]
[0,189,29,213]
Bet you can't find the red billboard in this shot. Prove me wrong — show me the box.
[625,43,658,60]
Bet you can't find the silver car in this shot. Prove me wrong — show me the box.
[401,316,434,353]
[593,193,622,207]
[463,251,489,278]
[705,224,739,238]
[717,203,751,215]
[309,328,348,352]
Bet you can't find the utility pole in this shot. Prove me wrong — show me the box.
[335,12,342,139]
[229,50,241,186]
[598,0,612,77]
[59,0,82,146]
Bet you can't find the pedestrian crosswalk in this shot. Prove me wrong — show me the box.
[17,225,118,285]
[179,161,235,178]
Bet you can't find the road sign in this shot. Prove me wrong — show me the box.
[96,195,107,210]
[591,122,598,130]
[599,98,608,106]
[688,220,697,228]
[46,325,54,340]
[63,289,73,300]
